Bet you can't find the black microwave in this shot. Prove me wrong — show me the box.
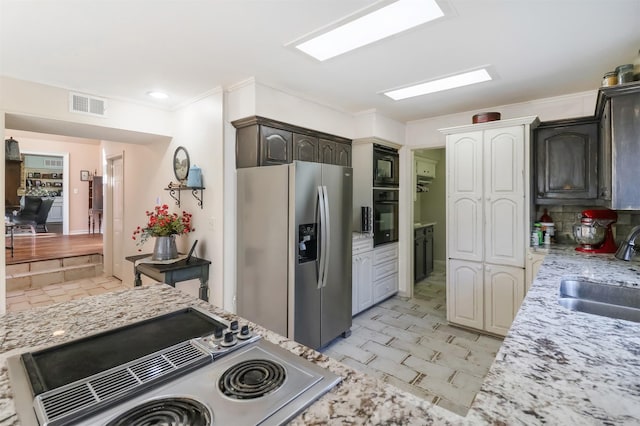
[373,144,399,188]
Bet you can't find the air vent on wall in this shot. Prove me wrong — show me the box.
[69,92,107,117]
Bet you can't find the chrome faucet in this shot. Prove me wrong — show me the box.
[615,225,640,261]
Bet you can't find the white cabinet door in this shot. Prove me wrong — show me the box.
[357,251,374,313]
[525,251,546,292]
[416,158,436,177]
[447,259,484,330]
[352,251,374,315]
[352,256,359,315]
[484,264,525,336]
[484,126,525,267]
[447,132,483,262]
[47,198,63,223]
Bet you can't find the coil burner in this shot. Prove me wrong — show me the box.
[106,397,212,426]
[219,359,286,399]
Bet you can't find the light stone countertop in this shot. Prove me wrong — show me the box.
[2,246,640,425]
[414,222,436,229]
[0,283,457,425]
[466,245,640,424]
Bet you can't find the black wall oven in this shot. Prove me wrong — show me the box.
[373,144,399,187]
[373,189,399,246]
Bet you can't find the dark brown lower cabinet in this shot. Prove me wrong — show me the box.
[414,225,434,283]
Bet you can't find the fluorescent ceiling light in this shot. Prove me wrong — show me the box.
[296,0,444,61]
[384,69,492,100]
[147,91,168,99]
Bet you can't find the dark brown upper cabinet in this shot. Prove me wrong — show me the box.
[595,82,640,210]
[233,116,351,168]
[534,117,599,204]
[293,134,318,162]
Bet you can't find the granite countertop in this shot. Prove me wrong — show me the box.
[0,284,456,425]
[2,247,640,425]
[466,246,640,424]
[414,222,436,229]
[352,231,373,241]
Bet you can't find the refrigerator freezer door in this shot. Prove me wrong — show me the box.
[319,163,353,348]
[293,162,323,349]
[237,165,290,337]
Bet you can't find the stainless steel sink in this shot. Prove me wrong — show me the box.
[558,279,640,323]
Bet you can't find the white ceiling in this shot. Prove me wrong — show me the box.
[1,0,639,123]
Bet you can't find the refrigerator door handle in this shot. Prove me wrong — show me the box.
[317,185,326,290]
[322,185,331,288]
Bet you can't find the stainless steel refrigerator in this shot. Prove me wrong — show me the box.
[237,161,353,349]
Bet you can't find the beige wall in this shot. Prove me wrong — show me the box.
[6,130,102,234]
[1,112,5,314]
[415,148,446,263]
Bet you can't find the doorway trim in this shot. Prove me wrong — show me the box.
[105,152,124,278]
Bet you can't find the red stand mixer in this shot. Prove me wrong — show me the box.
[573,209,618,253]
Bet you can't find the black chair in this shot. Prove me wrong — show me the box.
[13,197,54,233]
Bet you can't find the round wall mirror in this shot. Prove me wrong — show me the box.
[173,146,190,182]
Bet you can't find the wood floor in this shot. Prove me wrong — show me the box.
[5,233,103,265]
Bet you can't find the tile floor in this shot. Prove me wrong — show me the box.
[6,274,129,312]
[321,265,504,416]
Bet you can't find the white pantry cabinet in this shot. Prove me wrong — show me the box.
[442,116,539,336]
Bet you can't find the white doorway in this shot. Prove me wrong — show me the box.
[412,147,447,292]
[106,154,124,279]
[21,150,70,235]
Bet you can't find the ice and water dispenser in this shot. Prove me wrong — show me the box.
[298,224,317,263]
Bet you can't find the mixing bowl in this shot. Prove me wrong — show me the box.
[573,224,606,248]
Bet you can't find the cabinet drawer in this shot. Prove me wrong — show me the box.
[352,237,373,255]
[373,259,398,281]
[374,243,398,265]
[373,274,398,303]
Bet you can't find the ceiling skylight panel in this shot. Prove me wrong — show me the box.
[384,69,492,100]
[296,0,444,61]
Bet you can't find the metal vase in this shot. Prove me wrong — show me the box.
[152,235,178,260]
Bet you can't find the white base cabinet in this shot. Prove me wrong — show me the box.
[47,197,63,223]
[372,243,399,303]
[351,238,398,316]
[447,259,484,330]
[352,251,374,315]
[352,236,374,316]
[484,264,525,336]
[447,260,525,336]
[525,251,546,292]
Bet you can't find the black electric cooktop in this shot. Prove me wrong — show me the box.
[21,308,227,395]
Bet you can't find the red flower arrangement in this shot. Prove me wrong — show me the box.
[132,204,194,248]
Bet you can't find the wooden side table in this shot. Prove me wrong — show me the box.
[125,254,211,301]
[5,222,15,257]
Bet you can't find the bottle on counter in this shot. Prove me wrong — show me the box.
[540,208,553,223]
[534,222,543,244]
[531,231,539,247]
